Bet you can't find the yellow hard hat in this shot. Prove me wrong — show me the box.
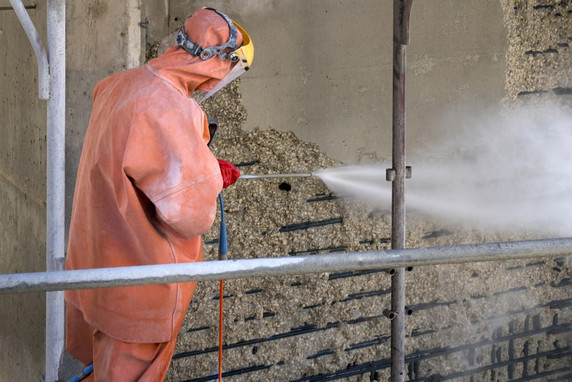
[176,8,254,103]
[232,21,254,70]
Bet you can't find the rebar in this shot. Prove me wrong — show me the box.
[0,238,570,294]
[279,217,343,232]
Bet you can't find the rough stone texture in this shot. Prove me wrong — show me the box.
[161,1,571,381]
[501,0,572,108]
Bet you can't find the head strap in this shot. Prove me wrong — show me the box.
[176,8,240,62]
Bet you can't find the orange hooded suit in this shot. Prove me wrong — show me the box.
[65,9,241,380]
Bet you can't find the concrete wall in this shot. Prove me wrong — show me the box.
[1,0,144,380]
[0,1,47,380]
[172,0,507,164]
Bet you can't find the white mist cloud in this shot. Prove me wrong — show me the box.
[316,104,572,235]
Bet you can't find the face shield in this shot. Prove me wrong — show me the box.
[176,8,254,104]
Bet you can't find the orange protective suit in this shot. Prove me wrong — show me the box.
[65,8,241,379]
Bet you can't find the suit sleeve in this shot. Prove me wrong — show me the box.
[123,98,223,239]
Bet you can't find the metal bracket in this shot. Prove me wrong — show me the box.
[386,169,394,181]
[383,309,396,320]
[385,307,412,319]
[386,166,412,181]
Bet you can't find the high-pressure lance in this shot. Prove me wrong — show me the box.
[239,173,315,180]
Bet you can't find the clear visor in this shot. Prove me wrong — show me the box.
[198,21,253,104]
[198,59,249,104]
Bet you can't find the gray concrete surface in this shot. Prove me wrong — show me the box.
[0,1,47,380]
[1,0,144,379]
[172,0,507,164]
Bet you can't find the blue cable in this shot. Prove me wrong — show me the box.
[68,363,93,382]
[218,193,228,258]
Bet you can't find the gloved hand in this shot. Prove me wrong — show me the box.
[218,159,240,188]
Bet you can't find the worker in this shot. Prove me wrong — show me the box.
[64,8,253,381]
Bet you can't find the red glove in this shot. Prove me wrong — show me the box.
[218,159,240,188]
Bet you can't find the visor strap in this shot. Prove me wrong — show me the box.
[176,27,204,57]
[176,8,240,61]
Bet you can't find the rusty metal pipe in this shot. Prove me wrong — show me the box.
[390,0,414,380]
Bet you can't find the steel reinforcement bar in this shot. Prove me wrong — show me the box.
[1,238,571,294]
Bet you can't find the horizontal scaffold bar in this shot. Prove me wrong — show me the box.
[1,237,571,294]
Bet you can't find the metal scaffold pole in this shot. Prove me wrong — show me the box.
[46,0,66,381]
[391,0,414,380]
[8,0,65,380]
[1,238,571,294]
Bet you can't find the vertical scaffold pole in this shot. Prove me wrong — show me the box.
[391,0,413,380]
[45,0,66,380]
